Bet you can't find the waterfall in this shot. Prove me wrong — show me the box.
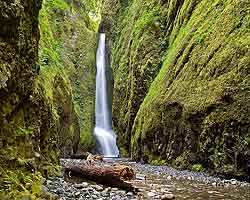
[94,33,119,157]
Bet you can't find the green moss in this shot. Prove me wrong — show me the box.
[0,0,99,197]
[106,0,250,176]
[0,0,62,196]
[119,146,129,157]
[151,159,167,166]
[38,0,98,154]
[0,170,44,199]
[192,164,204,172]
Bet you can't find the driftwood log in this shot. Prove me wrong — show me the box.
[65,164,135,190]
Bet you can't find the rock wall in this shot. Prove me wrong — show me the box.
[0,0,98,196]
[39,0,98,156]
[104,0,250,176]
[0,0,59,197]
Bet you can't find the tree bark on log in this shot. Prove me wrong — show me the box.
[64,165,135,190]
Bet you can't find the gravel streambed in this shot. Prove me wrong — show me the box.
[44,159,250,200]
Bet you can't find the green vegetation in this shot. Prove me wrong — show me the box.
[0,0,61,197]
[38,0,99,154]
[1,0,249,197]
[0,170,51,199]
[104,0,250,176]
[0,0,100,197]
[192,164,204,172]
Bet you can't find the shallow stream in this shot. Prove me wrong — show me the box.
[46,159,250,200]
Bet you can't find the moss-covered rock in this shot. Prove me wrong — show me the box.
[39,0,98,155]
[105,0,250,176]
[0,0,60,197]
[0,0,99,196]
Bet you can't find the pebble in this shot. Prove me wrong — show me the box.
[118,190,126,195]
[231,179,237,185]
[101,191,109,197]
[112,187,119,191]
[127,192,133,196]
[46,180,52,185]
[93,190,100,195]
[148,191,156,197]
[161,193,175,200]
[103,187,111,193]
[74,191,80,197]
[136,174,146,180]
[110,192,116,196]
[56,188,64,194]
[75,182,88,188]
[92,184,103,191]
[45,159,250,200]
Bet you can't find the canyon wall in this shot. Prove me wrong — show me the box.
[104,0,250,176]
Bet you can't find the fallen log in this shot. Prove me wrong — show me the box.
[64,164,135,190]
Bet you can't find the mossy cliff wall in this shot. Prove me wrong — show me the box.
[104,0,250,176]
[0,0,60,197]
[39,0,98,156]
[0,0,98,197]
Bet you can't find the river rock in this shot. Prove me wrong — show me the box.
[56,188,65,194]
[110,192,116,197]
[231,179,237,185]
[117,190,126,195]
[75,182,88,188]
[74,191,81,197]
[148,191,156,197]
[102,191,110,197]
[46,180,52,185]
[93,190,100,195]
[161,194,175,200]
[92,184,103,191]
[136,174,146,180]
[127,192,133,196]
[112,187,119,191]
[103,187,111,193]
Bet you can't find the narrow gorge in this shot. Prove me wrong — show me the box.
[0,0,249,199]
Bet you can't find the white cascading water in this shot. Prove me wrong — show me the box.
[94,33,119,157]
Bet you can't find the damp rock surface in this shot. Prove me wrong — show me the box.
[102,0,250,177]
